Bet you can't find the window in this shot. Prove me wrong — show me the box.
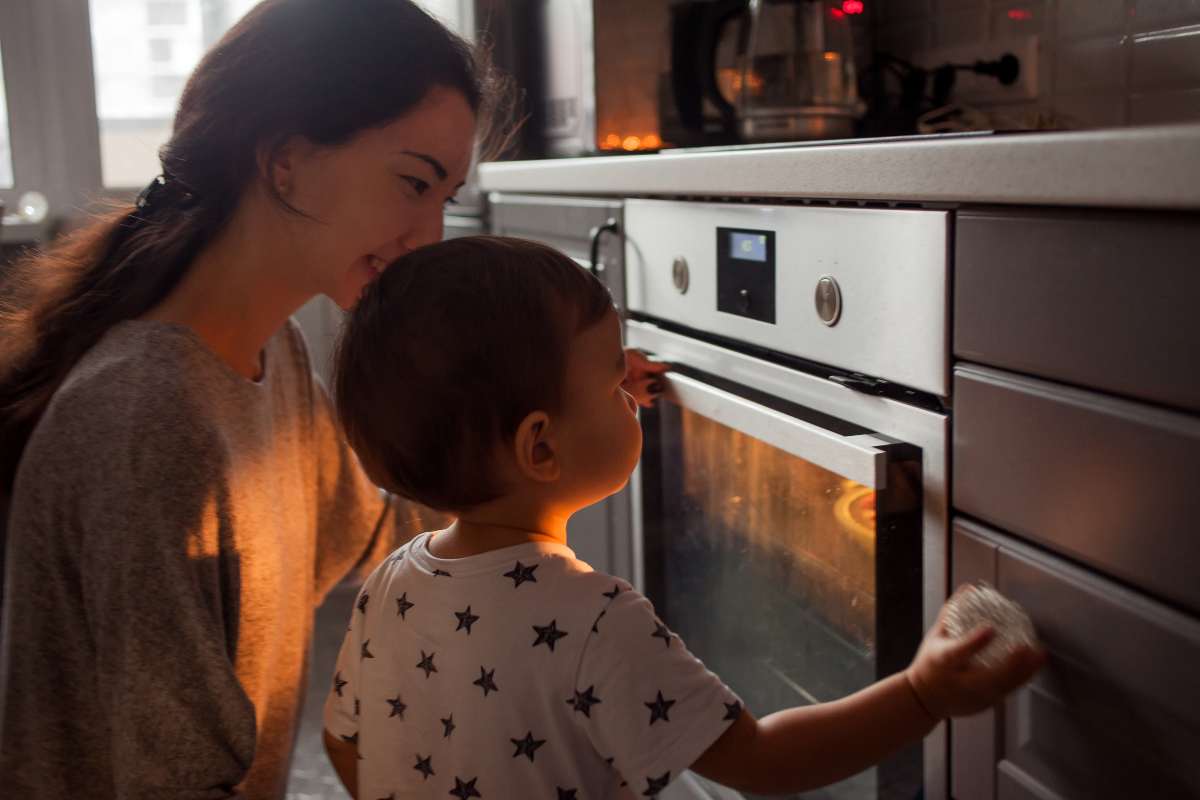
[147,1,188,26]
[89,0,262,188]
[148,38,173,63]
[0,41,12,189]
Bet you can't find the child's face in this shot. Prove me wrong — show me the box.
[553,309,643,511]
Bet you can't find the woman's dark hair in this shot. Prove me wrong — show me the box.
[0,0,509,493]
[335,236,616,513]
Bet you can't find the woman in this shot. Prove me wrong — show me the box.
[0,2,661,797]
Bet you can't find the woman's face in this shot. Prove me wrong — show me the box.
[278,86,477,309]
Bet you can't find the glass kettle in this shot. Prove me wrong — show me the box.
[699,0,864,142]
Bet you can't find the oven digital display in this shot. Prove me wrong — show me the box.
[730,231,769,262]
[717,226,776,324]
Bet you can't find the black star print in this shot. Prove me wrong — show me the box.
[566,686,601,717]
[387,694,406,719]
[433,568,452,578]
[602,584,622,599]
[651,621,672,648]
[417,650,438,678]
[356,592,369,614]
[557,789,578,800]
[503,561,539,588]
[413,753,434,780]
[532,620,569,652]
[449,776,481,799]
[455,605,480,635]
[723,700,742,721]
[643,772,671,796]
[441,714,456,738]
[333,671,347,697]
[340,731,358,745]
[473,666,499,697]
[592,610,606,633]
[361,640,375,659]
[510,730,546,762]
[645,690,676,725]
[396,592,415,619]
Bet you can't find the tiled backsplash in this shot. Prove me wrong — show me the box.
[872,0,1200,128]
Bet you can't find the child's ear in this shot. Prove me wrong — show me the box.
[513,411,560,483]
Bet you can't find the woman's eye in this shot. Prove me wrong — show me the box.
[444,196,460,207]
[402,175,430,195]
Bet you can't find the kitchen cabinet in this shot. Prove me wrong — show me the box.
[951,519,1200,800]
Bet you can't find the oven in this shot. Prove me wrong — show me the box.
[622,199,950,800]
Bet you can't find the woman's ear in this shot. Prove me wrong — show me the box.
[513,411,559,483]
[258,136,309,199]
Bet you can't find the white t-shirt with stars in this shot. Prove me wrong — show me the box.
[323,532,742,799]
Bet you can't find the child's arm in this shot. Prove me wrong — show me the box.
[323,729,359,799]
[692,602,1044,793]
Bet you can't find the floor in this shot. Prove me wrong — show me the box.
[286,583,357,800]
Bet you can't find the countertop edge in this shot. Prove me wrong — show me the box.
[478,123,1200,211]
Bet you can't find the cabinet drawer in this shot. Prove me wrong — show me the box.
[954,210,1200,413]
[953,364,1200,614]
[951,519,1200,800]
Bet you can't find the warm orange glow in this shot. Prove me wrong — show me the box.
[602,133,621,149]
[823,51,840,62]
[679,409,878,645]
[642,133,662,149]
[621,135,642,151]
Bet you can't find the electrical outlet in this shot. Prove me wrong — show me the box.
[915,35,1040,104]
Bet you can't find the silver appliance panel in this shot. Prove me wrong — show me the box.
[623,199,949,396]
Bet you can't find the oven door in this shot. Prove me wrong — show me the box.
[630,324,928,800]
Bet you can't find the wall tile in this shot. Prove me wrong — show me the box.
[992,0,1051,40]
[1131,23,1200,89]
[1130,86,1200,120]
[1129,0,1200,32]
[1053,91,1129,126]
[1055,34,1129,91]
[1057,0,1129,39]
[877,17,934,58]
[935,6,990,46]
[882,0,934,21]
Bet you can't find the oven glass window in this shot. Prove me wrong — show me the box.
[641,403,922,799]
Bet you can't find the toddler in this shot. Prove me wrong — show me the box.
[322,235,1042,798]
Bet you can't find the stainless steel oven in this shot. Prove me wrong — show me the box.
[622,199,950,800]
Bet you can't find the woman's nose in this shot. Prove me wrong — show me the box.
[410,205,445,248]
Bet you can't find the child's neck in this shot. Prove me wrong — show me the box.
[428,499,571,559]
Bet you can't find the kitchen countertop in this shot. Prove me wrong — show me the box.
[478,123,1200,211]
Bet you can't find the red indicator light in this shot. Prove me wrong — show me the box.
[830,7,846,17]
[842,0,865,15]
[1007,8,1033,20]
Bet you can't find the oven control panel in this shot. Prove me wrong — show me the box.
[716,227,776,324]
[623,198,950,396]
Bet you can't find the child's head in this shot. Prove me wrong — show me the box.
[336,235,642,516]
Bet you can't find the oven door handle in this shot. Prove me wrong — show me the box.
[664,373,893,489]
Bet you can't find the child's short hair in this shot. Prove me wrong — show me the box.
[335,235,615,512]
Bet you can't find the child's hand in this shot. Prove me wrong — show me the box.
[623,349,669,407]
[905,589,1046,720]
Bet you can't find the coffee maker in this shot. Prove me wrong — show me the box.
[664,0,864,147]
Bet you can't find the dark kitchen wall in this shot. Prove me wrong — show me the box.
[870,0,1200,129]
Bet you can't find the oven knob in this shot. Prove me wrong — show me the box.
[738,288,751,313]
[815,276,842,326]
[671,257,690,294]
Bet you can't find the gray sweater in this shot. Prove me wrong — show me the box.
[0,319,434,799]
